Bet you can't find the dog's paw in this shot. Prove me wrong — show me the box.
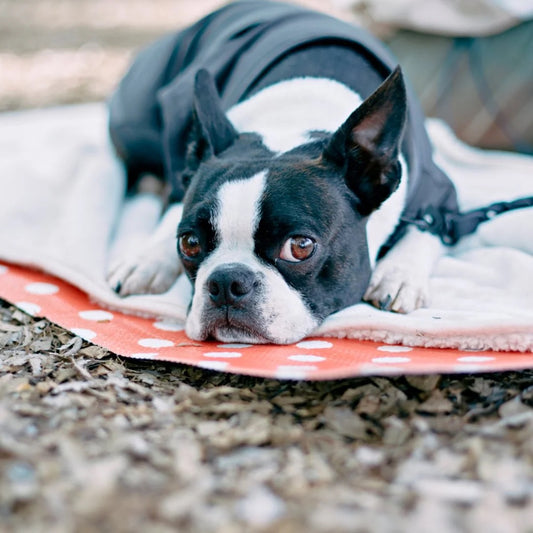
[364,263,428,314]
[107,242,182,296]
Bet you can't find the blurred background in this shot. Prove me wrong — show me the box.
[1,0,531,153]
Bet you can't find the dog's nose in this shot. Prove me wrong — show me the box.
[206,264,257,307]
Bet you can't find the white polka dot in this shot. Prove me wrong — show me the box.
[453,364,483,373]
[129,352,159,359]
[288,354,326,363]
[217,343,253,349]
[25,282,59,295]
[276,365,317,380]
[138,338,174,348]
[0,264,8,274]
[457,356,495,363]
[79,310,114,322]
[202,352,243,358]
[377,345,413,353]
[70,328,97,341]
[359,364,407,376]
[371,356,411,364]
[198,361,229,371]
[153,320,184,331]
[296,340,333,349]
[16,301,41,316]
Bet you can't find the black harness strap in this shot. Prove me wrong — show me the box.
[401,196,533,245]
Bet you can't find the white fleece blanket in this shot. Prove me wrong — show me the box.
[0,103,532,352]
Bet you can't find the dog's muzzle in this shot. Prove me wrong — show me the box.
[199,263,269,342]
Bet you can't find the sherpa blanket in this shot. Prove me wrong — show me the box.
[0,103,532,352]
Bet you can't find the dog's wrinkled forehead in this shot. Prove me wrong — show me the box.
[182,136,331,234]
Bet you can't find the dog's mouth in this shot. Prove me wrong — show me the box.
[211,324,270,344]
[204,309,272,344]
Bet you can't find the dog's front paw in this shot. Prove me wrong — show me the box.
[364,263,428,314]
[107,243,182,296]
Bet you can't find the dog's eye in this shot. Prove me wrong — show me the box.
[279,236,316,262]
[179,233,202,259]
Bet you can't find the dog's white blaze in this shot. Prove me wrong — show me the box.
[228,77,363,153]
[185,170,318,344]
[215,171,266,251]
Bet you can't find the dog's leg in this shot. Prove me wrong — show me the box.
[107,202,183,296]
[364,226,444,313]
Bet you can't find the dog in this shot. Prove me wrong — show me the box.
[107,1,455,344]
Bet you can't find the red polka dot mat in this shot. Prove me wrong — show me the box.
[1,262,531,379]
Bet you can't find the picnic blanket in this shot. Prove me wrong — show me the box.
[0,103,532,355]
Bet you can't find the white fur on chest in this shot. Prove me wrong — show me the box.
[227,77,363,153]
[227,77,407,264]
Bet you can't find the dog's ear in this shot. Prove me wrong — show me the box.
[185,69,238,173]
[324,67,407,216]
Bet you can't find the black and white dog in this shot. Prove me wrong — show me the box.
[108,1,455,344]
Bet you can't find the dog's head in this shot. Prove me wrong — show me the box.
[177,68,406,344]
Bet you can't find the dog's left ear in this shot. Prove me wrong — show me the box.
[185,69,238,173]
[324,67,407,216]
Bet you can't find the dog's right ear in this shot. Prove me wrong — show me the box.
[184,69,238,175]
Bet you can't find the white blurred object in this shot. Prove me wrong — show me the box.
[492,0,533,18]
[354,0,533,35]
